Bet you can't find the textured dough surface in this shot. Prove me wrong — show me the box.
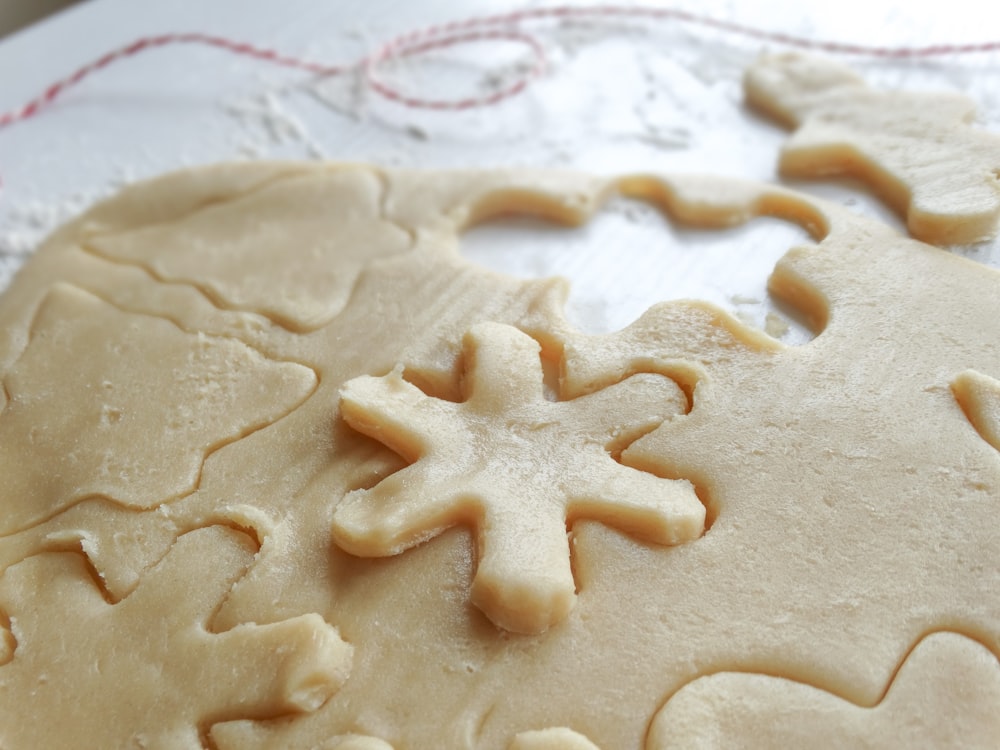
[0,526,352,749]
[0,163,999,748]
[0,283,317,534]
[647,632,1000,749]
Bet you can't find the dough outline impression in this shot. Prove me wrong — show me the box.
[0,283,319,535]
[332,321,704,634]
[0,525,353,748]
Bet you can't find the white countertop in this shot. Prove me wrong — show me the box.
[1,0,997,337]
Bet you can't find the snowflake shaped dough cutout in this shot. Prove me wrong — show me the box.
[332,322,704,634]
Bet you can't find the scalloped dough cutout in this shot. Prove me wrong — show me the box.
[462,195,814,342]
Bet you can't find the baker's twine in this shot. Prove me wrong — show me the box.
[1,4,998,128]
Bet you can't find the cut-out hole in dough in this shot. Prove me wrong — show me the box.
[461,196,814,342]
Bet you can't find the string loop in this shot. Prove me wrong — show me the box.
[1,5,998,128]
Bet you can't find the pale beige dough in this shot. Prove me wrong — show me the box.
[0,162,998,749]
[647,632,1000,748]
[509,727,601,749]
[745,52,1000,245]
[0,283,317,535]
[952,369,1000,452]
[334,322,701,634]
[86,167,412,331]
[0,525,352,749]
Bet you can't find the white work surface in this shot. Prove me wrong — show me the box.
[0,0,997,340]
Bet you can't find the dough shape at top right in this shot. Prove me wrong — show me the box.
[745,51,1000,246]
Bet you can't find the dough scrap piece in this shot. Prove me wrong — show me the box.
[646,632,1000,749]
[332,322,702,634]
[745,52,1000,244]
[0,526,353,749]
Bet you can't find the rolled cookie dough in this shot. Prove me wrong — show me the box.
[0,164,999,749]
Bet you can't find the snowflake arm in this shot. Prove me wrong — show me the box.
[560,371,690,450]
[567,461,703,546]
[341,370,460,463]
[952,369,1000,453]
[472,492,576,634]
[333,322,704,634]
[463,320,546,408]
[334,462,473,556]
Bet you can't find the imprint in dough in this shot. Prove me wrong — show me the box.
[0,498,181,600]
[745,52,1000,245]
[646,632,1000,749]
[0,284,317,535]
[0,526,352,749]
[332,322,702,634]
[86,168,413,331]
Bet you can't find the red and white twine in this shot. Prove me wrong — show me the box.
[1,4,999,129]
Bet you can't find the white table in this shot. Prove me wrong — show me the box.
[1,0,997,337]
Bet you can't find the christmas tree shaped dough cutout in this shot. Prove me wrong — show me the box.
[0,284,316,534]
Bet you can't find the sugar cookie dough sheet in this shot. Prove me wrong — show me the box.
[1,162,999,749]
